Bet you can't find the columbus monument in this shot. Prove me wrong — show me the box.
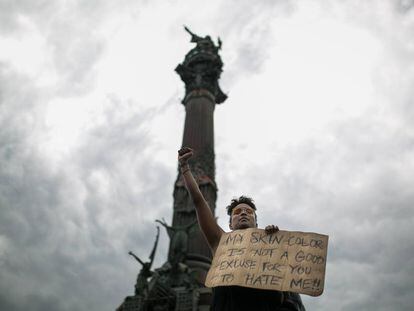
[117,26,226,311]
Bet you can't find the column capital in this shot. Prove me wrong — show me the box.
[175,26,227,105]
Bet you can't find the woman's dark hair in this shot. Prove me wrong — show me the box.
[226,195,257,223]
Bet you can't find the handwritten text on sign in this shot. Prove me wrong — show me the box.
[205,228,328,296]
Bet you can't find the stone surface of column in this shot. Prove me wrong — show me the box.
[172,26,227,282]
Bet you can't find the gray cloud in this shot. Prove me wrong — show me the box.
[0,60,172,311]
[216,0,296,87]
[0,0,147,96]
[0,114,172,311]
[0,0,58,34]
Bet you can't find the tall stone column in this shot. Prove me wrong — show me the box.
[172,27,227,282]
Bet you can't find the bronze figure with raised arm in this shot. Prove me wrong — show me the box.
[128,226,160,297]
[178,146,305,311]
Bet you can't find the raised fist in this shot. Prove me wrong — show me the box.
[178,147,194,166]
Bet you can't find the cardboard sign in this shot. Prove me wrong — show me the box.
[205,228,328,296]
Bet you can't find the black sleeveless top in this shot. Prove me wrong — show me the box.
[211,286,305,311]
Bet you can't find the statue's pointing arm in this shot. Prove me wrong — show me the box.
[184,25,194,36]
[155,219,174,238]
[183,25,203,43]
[128,251,145,266]
[148,226,160,267]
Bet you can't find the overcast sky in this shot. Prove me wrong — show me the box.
[1,0,413,310]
